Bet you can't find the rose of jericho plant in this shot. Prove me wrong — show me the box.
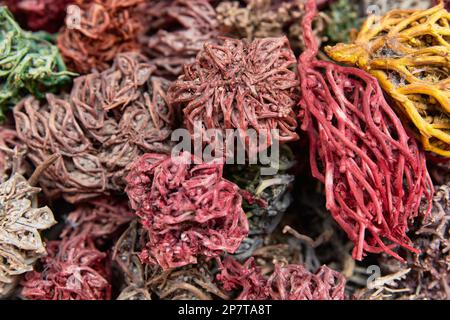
[216,0,328,53]
[327,2,450,157]
[125,152,249,270]
[61,198,134,245]
[4,0,74,33]
[0,7,73,119]
[217,256,346,300]
[113,221,230,300]
[21,234,112,300]
[297,0,433,262]
[0,146,57,298]
[57,0,145,74]
[356,183,449,300]
[168,36,299,158]
[141,0,219,79]
[225,145,296,260]
[14,52,174,203]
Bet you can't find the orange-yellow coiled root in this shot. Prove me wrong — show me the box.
[326,3,450,157]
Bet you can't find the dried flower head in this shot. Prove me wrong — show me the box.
[141,0,219,78]
[125,152,249,269]
[217,257,347,300]
[14,52,174,202]
[168,36,299,157]
[57,0,145,73]
[21,234,111,300]
[113,221,229,300]
[61,198,134,244]
[0,7,73,119]
[0,148,57,298]
[5,0,74,33]
[355,183,449,300]
[327,3,450,157]
[216,0,328,52]
[297,0,433,262]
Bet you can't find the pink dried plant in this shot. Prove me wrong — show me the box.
[217,257,346,300]
[168,36,299,157]
[21,234,111,300]
[297,0,433,262]
[125,152,249,269]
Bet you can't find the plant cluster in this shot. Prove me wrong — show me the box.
[168,36,299,158]
[14,52,174,202]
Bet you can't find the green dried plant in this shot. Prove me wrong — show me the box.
[0,6,74,119]
[324,0,361,44]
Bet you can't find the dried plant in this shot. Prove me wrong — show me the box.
[324,0,361,44]
[113,221,229,300]
[14,52,174,203]
[57,0,145,73]
[226,145,295,260]
[21,234,111,300]
[0,7,73,119]
[216,0,328,52]
[297,0,433,262]
[168,36,299,158]
[4,0,74,33]
[141,0,219,79]
[217,256,346,300]
[125,152,249,269]
[0,147,57,298]
[61,198,134,244]
[327,3,450,157]
[356,183,449,300]
[0,127,23,180]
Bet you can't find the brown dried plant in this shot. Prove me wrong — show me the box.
[57,0,146,73]
[141,0,220,78]
[216,0,328,52]
[14,52,174,203]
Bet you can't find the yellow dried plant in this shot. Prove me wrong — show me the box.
[326,3,450,157]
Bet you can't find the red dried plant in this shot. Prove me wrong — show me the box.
[125,152,249,269]
[168,36,299,157]
[14,52,174,203]
[5,0,74,33]
[61,198,134,243]
[217,257,346,300]
[142,0,220,78]
[297,0,433,262]
[57,0,145,73]
[21,234,111,300]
